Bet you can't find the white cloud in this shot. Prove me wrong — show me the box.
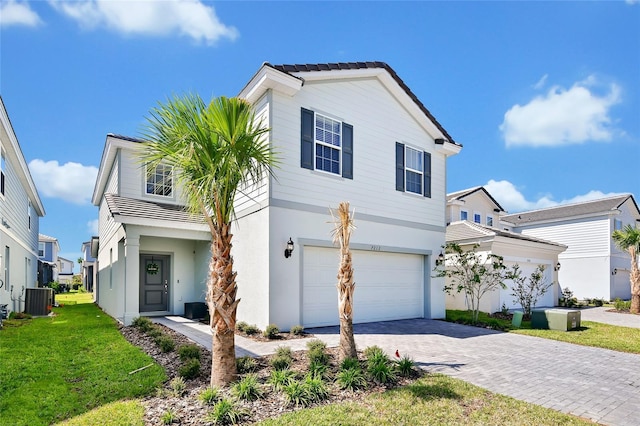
[87,219,98,235]
[28,160,98,205]
[626,0,638,5]
[500,76,622,148]
[533,74,548,90]
[484,179,624,213]
[48,0,238,44]
[0,0,43,27]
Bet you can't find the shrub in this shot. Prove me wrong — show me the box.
[308,361,328,379]
[270,355,291,371]
[236,321,248,333]
[178,358,201,380]
[168,377,186,397]
[161,409,178,425]
[155,335,175,353]
[268,368,296,391]
[363,345,385,359]
[243,324,260,335]
[308,347,329,366]
[306,339,327,352]
[614,298,631,311]
[263,324,280,339]
[198,386,221,405]
[303,374,329,402]
[289,325,304,336]
[231,374,262,401]
[367,353,396,385]
[207,398,243,425]
[147,325,164,339]
[275,346,293,360]
[283,380,313,407]
[178,344,201,361]
[366,349,389,368]
[131,316,153,332]
[395,355,415,377]
[593,298,604,307]
[336,367,367,391]
[8,311,31,320]
[339,357,360,371]
[236,356,258,374]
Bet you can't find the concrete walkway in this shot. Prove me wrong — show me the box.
[154,316,640,426]
[578,306,640,329]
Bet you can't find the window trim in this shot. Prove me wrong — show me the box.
[144,163,174,199]
[0,151,5,197]
[460,210,468,221]
[486,215,494,227]
[301,108,353,179]
[473,212,482,224]
[314,113,342,176]
[395,142,431,198]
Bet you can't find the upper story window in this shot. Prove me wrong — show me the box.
[1,151,5,196]
[145,164,173,197]
[28,200,31,230]
[301,108,353,179]
[614,219,623,231]
[38,242,45,257]
[460,210,468,221]
[486,215,494,227]
[395,142,431,198]
[474,213,481,224]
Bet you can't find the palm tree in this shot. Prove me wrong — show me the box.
[612,224,640,314]
[330,201,357,361]
[142,94,277,386]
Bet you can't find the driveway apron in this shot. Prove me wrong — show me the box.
[156,317,640,426]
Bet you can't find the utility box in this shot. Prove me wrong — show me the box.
[25,288,54,316]
[184,302,207,320]
[531,309,581,331]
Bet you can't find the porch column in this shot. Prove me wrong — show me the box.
[123,235,140,326]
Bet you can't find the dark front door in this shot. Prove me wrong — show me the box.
[139,255,170,312]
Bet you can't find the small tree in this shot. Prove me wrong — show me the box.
[612,224,640,314]
[434,242,510,324]
[509,264,551,317]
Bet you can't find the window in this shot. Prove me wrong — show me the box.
[0,152,5,196]
[460,210,468,221]
[486,215,494,227]
[614,219,622,231]
[38,242,45,257]
[395,142,431,197]
[28,200,31,230]
[146,164,173,197]
[301,108,353,179]
[474,213,481,224]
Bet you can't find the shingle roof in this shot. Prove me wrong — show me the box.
[447,220,566,248]
[502,194,637,226]
[447,186,506,213]
[104,194,204,225]
[266,62,460,147]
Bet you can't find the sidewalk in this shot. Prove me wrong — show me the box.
[154,316,640,426]
[577,306,639,329]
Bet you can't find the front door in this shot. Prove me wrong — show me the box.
[139,255,170,312]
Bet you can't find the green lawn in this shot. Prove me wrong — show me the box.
[0,301,165,426]
[446,309,640,354]
[55,291,94,305]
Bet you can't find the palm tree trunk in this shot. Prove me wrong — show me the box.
[630,248,640,314]
[207,223,239,387]
[338,248,357,361]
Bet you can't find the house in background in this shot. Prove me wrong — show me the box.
[57,256,74,285]
[80,239,98,297]
[445,187,566,313]
[38,233,59,285]
[503,194,640,301]
[0,97,46,315]
[92,61,462,328]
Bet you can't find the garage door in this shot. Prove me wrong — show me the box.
[302,246,424,327]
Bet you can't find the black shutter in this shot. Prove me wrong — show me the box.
[300,108,314,170]
[342,123,353,179]
[395,142,405,191]
[423,151,431,198]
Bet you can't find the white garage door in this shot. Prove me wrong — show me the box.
[302,246,424,327]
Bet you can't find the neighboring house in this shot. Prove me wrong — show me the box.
[445,187,566,314]
[0,97,46,315]
[80,239,98,297]
[38,233,60,285]
[92,61,462,328]
[502,194,640,301]
[57,256,74,285]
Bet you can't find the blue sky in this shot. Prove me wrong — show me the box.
[1,0,639,268]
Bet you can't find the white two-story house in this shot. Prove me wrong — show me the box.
[503,194,640,301]
[0,97,45,315]
[92,61,462,329]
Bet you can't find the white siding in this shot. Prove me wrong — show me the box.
[268,78,446,227]
[519,217,610,258]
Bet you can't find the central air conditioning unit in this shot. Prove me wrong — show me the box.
[25,288,54,316]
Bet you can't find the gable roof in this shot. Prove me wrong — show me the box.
[92,134,145,205]
[447,220,566,249]
[502,194,638,226]
[266,62,459,147]
[447,186,506,213]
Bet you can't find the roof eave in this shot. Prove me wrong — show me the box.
[238,63,303,104]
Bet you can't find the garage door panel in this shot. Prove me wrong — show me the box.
[303,247,424,327]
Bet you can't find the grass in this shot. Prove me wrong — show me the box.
[446,309,640,354]
[55,400,145,426]
[0,300,166,426]
[55,291,94,305]
[256,374,592,425]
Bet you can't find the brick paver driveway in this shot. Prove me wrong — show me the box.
[308,319,640,426]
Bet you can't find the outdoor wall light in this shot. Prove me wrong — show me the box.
[554,262,561,271]
[284,238,294,259]
[436,251,444,266]
[612,268,617,276]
